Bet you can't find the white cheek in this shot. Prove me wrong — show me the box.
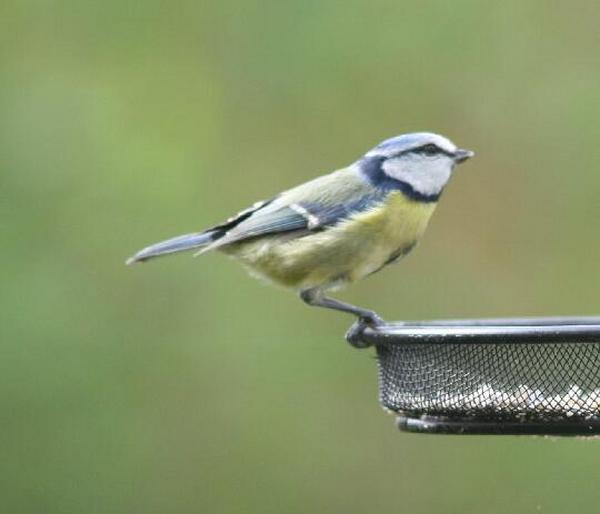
[382,156,453,196]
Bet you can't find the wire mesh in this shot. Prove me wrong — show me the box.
[377,341,600,421]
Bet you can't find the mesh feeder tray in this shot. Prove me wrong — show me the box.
[348,316,600,435]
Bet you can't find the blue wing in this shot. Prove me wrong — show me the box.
[202,189,390,251]
[128,167,390,262]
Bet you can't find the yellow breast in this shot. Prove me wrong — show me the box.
[229,192,437,290]
[332,192,437,281]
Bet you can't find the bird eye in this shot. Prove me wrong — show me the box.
[419,144,439,156]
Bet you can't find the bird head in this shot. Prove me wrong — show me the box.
[359,132,474,200]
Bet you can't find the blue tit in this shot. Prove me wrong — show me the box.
[127,132,474,326]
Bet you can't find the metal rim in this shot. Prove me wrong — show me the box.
[357,316,600,346]
[396,414,600,435]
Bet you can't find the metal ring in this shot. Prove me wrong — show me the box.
[353,316,600,346]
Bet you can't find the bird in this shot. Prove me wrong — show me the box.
[127,132,474,330]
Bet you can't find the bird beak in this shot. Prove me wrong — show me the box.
[453,148,475,164]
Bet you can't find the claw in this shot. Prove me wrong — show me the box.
[361,311,384,327]
[345,313,384,348]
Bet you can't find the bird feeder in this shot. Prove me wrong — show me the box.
[348,316,600,435]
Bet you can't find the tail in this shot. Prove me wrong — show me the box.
[126,231,217,265]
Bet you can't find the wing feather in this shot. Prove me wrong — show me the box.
[200,167,389,252]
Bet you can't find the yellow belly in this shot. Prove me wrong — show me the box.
[225,192,437,290]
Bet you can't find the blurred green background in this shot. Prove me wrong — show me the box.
[3,1,600,513]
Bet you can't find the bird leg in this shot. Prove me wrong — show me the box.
[299,288,384,326]
[300,288,383,348]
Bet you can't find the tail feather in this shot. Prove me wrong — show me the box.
[126,231,218,265]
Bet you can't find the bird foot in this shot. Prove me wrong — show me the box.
[345,312,384,348]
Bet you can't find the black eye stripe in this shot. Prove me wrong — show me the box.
[391,144,454,158]
[414,144,439,155]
